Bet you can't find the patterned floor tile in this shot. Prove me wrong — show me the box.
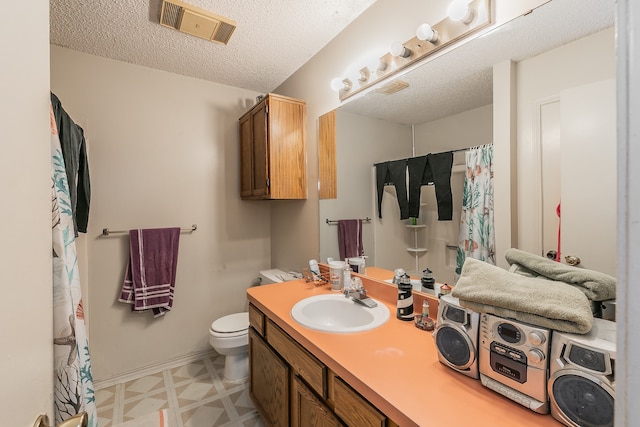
[122,390,170,422]
[181,400,231,427]
[175,381,219,406]
[240,413,265,427]
[96,354,262,427]
[171,360,209,382]
[227,389,256,418]
[123,373,166,398]
[96,385,117,407]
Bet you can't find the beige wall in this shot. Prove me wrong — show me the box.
[0,0,53,424]
[50,46,271,381]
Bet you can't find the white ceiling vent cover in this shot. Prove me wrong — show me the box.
[160,0,236,45]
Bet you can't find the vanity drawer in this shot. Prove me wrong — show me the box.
[266,319,325,396]
[333,376,386,427]
[248,303,265,336]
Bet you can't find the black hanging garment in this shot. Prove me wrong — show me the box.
[407,152,454,220]
[376,160,410,220]
[50,92,91,235]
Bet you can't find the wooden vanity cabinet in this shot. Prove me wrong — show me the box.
[248,328,289,427]
[248,303,398,427]
[239,93,307,199]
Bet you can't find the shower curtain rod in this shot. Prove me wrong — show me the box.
[101,224,198,236]
[372,143,492,167]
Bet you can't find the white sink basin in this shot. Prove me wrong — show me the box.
[291,294,390,333]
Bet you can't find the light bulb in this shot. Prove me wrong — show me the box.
[416,23,438,42]
[448,1,474,24]
[330,78,344,92]
[390,41,411,58]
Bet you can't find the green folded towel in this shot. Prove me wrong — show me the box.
[451,258,593,334]
[505,248,616,301]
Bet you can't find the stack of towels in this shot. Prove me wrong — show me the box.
[451,249,616,334]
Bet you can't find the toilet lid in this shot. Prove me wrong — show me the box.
[210,312,249,334]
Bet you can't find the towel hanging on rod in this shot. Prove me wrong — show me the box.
[101,224,197,236]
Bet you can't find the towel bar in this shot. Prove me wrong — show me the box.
[326,217,371,225]
[101,224,197,236]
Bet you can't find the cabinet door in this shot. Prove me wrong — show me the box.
[251,103,269,197]
[333,377,386,427]
[249,328,289,427]
[292,376,344,427]
[239,114,253,198]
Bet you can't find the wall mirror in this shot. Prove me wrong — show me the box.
[318,0,616,289]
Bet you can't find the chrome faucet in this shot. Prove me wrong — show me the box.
[344,278,378,308]
[392,268,406,284]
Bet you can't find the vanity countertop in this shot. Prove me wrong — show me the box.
[247,269,562,427]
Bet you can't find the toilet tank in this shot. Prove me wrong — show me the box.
[259,269,299,284]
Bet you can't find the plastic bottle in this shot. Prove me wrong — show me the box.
[343,266,351,291]
[309,259,321,281]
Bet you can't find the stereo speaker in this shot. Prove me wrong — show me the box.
[548,317,616,427]
[433,294,480,379]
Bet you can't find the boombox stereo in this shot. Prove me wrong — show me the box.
[433,294,480,379]
[479,313,552,414]
[548,317,616,427]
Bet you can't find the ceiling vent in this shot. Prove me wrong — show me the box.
[375,79,410,95]
[160,0,236,45]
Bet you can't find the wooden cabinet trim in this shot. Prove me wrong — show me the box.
[333,376,386,427]
[266,319,325,397]
[248,303,265,336]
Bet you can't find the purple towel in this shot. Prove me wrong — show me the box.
[338,219,364,260]
[119,227,180,317]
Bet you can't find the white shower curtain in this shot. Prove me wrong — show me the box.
[50,104,98,426]
[455,144,495,280]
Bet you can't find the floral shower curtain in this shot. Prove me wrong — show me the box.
[455,144,495,279]
[50,104,97,426]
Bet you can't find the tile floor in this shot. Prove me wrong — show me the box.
[95,354,265,427]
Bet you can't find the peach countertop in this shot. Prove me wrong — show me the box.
[247,267,562,427]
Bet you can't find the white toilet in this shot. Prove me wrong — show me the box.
[208,268,297,382]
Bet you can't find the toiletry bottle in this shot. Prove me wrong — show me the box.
[309,259,321,281]
[343,265,351,291]
[396,274,414,321]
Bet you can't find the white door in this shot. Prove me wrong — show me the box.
[541,79,617,276]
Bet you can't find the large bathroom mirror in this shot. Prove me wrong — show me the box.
[319,0,616,287]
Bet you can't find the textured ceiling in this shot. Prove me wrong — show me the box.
[50,0,378,93]
[341,0,615,125]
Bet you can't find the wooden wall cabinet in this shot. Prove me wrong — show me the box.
[248,303,398,427]
[239,93,307,199]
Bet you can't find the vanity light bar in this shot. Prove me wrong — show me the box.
[334,0,492,102]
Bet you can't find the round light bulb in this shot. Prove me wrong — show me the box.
[330,78,344,92]
[416,23,438,42]
[448,1,474,24]
[390,41,411,58]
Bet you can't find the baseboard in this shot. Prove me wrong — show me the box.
[94,348,217,390]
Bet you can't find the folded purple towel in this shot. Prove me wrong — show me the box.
[338,219,363,260]
[119,228,180,317]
